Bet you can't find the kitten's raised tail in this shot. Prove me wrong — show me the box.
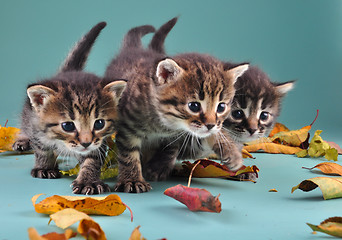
[122,25,155,50]
[149,17,178,54]
[60,22,107,72]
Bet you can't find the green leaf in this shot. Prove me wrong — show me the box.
[307,217,342,237]
[291,177,342,200]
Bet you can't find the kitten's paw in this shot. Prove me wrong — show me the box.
[221,157,243,172]
[71,180,111,195]
[114,180,152,193]
[145,167,171,181]
[13,139,31,152]
[236,172,258,182]
[31,168,61,179]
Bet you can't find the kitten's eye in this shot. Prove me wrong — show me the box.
[94,119,105,130]
[61,122,76,132]
[260,112,269,121]
[188,102,201,113]
[232,110,244,120]
[217,102,226,113]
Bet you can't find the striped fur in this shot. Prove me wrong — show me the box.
[14,22,126,195]
[105,23,248,193]
[223,64,294,143]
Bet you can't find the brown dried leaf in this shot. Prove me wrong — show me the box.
[303,162,342,176]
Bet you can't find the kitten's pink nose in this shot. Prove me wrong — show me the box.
[81,142,91,148]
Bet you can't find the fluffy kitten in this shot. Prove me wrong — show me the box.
[104,23,248,193]
[14,22,126,195]
[149,17,294,144]
[223,63,294,143]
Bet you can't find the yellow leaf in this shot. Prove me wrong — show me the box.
[303,162,342,176]
[49,209,92,229]
[28,227,76,240]
[307,217,342,237]
[244,142,303,154]
[291,177,342,200]
[268,122,290,137]
[32,194,128,216]
[129,226,146,240]
[0,124,20,152]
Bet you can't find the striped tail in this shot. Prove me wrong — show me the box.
[60,22,107,72]
[122,25,155,50]
[149,17,178,54]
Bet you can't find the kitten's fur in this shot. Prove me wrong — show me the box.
[104,22,248,193]
[223,63,294,143]
[14,22,126,195]
[150,17,294,144]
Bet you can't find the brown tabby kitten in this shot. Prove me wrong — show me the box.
[223,63,294,143]
[104,23,248,193]
[149,17,294,145]
[14,22,126,195]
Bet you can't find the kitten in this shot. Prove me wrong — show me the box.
[14,22,126,195]
[104,23,248,193]
[149,17,294,144]
[223,63,294,144]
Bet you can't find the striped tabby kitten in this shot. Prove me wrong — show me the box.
[223,63,294,143]
[14,22,126,195]
[105,23,248,193]
[150,18,294,144]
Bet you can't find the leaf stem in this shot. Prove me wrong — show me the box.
[188,160,201,188]
[310,109,319,126]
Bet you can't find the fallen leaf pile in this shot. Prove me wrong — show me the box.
[29,193,134,240]
[307,217,342,237]
[0,120,20,152]
[243,110,341,161]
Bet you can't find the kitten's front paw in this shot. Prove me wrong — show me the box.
[31,168,61,179]
[13,139,31,152]
[71,180,111,195]
[145,166,172,181]
[221,157,243,172]
[236,172,258,182]
[114,180,152,193]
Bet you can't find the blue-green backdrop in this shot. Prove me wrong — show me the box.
[0,1,341,239]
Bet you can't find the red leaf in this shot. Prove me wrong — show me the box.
[164,184,221,213]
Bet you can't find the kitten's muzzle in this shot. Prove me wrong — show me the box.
[81,142,91,148]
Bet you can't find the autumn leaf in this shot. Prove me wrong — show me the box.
[244,142,303,154]
[78,218,106,240]
[164,184,222,213]
[303,162,342,176]
[326,141,342,154]
[129,226,146,240]
[268,122,289,137]
[291,177,342,200]
[0,121,20,152]
[296,130,339,161]
[48,208,106,240]
[28,227,76,240]
[32,194,131,219]
[307,217,342,237]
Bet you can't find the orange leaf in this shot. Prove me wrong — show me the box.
[0,123,20,152]
[182,159,259,179]
[78,219,106,240]
[242,148,254,158]
[303,162,342,176]
[28,228,76,240]
[268,122,290,137]
[129,226,147,240]
[243,143,303,154]
[32,194,129,217]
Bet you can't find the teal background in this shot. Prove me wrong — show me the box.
[0,0,341,239]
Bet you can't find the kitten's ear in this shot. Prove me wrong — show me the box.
[103,80,127,99]
[27,85,56,112]
[225,64,249,84]
[275,81,295,95]
[156,58,183,84]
